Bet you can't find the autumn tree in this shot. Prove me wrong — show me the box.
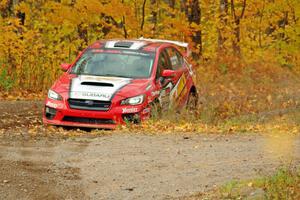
[181,0,202,57]
[230,0,246,56]
[0,0,300,91]
[218,0,228,53]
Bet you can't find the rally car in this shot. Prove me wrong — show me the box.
[43,38,197,129]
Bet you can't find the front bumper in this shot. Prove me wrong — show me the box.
[42,98,150,129]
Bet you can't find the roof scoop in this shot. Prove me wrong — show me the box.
[114,42,134,48]
[81,82,114,87]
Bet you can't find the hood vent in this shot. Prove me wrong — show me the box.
[81,82,114,87]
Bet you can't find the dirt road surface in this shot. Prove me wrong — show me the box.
[0,101,299,200]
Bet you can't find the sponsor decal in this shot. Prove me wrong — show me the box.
[142,108,150,114]
[70,75,131,101]
[184,59,194,75]
[81,91,111,99]
[122,51,151,56]
[122,107,138,113]
[177,75,186,94]
[146,84,152,91]
[170,75,187,101]
[151,90,160,96]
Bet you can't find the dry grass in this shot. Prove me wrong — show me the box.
[195,57,300,123]
[120,57,300,134]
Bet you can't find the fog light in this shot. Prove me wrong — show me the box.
[45,106,57,120]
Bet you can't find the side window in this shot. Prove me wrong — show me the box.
[166,48,183,70]
[156,49,171,79]
[175,50,184,66]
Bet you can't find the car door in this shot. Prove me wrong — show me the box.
[154,49,174,109]
[165,47,189,106]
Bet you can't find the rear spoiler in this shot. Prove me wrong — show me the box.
[139,37,191,57]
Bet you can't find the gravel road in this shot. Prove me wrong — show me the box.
[0,101,299,200]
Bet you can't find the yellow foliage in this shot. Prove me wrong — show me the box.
[0,0,299,93]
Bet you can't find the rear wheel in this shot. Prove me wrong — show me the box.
[187,91,198,110]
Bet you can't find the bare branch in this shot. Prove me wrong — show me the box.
[230,0,236,20]
[140,0,147,31]
[240,0,247,19]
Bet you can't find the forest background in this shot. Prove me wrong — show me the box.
[1,0,300,126]
[1,2,300,196]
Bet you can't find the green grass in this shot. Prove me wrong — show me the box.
[0,67,15,91]
[214,167,300,200]
[185,167,300,200]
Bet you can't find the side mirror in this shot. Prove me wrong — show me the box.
[161,69,176,78]
[60,63,71,72]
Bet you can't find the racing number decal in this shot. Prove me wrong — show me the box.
[170,74,188,103]
[158,73,188,109]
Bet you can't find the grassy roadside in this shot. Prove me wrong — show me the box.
[119,108,300,135]
[119,59,300,135]
[183,167,300,200]
[1,59,300,136]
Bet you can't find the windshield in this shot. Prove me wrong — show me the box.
[71,50,155,78]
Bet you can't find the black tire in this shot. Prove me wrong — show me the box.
[187,91,198,110]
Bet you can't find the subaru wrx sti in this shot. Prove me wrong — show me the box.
[43,38,197,129]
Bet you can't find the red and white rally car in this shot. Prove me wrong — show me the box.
[43,38,197,129]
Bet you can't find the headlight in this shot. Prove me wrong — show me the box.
[48,89,62,100]
[121,95,145,105]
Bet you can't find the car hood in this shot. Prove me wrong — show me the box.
[116,79,151,98]
[68,75,133,101]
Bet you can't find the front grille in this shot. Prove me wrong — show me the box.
[68,99,111,111]
[122,113,141,124]
[63,116,115,125]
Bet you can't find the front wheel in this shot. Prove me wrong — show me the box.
[149,100,162,119]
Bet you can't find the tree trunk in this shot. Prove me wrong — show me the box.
[78,23,88,47]
[232,18,241,55]
[121,0,128,38]
[168,0,175,9]
[168,0,175,18]
[150,0,157,36]
[218,0,228,53]
[186,0,202,58]
[122,16,128,38]
[140,0,147,32]
[180,0,188,16]
[1,0,23,18]
[230,0,246,57]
